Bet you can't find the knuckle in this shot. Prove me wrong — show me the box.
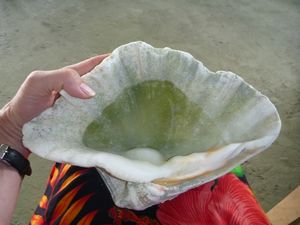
[26,70,43,83]
[61,67,77,77]
[60,68,80,84]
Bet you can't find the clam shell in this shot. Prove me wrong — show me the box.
[23,41,281,208]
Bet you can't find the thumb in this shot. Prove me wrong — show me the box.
[44,68,96,99]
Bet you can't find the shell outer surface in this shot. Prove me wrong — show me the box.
[23,41,281,209]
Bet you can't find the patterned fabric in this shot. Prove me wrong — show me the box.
[30,163,271,225]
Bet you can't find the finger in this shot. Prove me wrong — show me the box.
[66,54,110,76]
[51,68,96,98]
[26,68,95,99]
[52,90,61,103]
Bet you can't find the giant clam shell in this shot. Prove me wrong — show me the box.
[23,41,281,200]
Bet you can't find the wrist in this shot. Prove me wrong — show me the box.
[0,104,30,159]
[0,145,32,176]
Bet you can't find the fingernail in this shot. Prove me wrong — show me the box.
[80,83,96,97]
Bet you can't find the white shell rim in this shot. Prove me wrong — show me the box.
[22,41,281,184]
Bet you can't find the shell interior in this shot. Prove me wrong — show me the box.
[23,41,281,186]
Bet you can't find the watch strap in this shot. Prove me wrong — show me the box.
[1,145,32,177]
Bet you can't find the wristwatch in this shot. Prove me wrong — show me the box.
[0,144,32,177]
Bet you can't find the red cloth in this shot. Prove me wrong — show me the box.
[30,163,271,225]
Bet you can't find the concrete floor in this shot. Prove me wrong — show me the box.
[0,0,299,223]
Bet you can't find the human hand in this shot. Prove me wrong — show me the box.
[0,54,109,158]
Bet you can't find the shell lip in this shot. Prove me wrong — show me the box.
[23,130,279,185]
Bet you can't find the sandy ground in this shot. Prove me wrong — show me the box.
[0,0,299,223]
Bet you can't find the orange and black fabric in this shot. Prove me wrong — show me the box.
[30,163,271,225]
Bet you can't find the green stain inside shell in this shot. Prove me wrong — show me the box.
[83,80,221,159]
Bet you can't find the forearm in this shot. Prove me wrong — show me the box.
[0,106,30,224]
[0,162,23,225]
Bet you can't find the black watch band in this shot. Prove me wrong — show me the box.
[0,144,32,177]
